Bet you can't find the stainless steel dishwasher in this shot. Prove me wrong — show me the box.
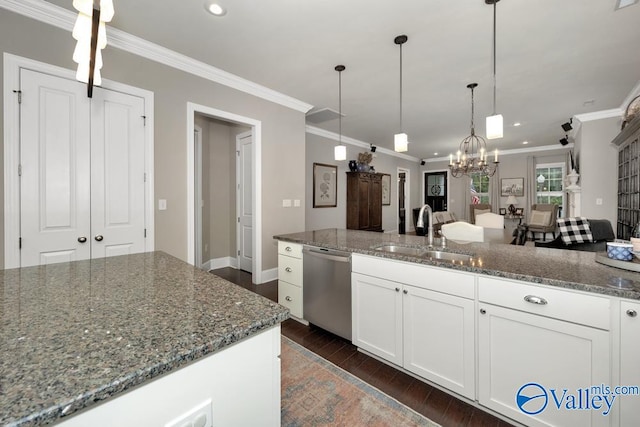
[303,246,352,341]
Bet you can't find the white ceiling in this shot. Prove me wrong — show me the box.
[45,0,640,160]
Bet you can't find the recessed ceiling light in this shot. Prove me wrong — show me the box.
[205,1,227,16]
[522,141,529,145]
[513,122,521,127]
[433,152,438,156]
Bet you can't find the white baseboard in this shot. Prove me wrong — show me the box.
[204,257,238,271]
[260,267,278,283]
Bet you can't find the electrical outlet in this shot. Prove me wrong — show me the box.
[282,199,292,207]
[293,199,301,207]
[164,399,212,427]
[596,198,603,205]
[158,199,167,210]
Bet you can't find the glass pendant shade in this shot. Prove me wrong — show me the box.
[394,133,408,152]
[72,0,113,87]
[486,114,503,139]
[334,144,347,161]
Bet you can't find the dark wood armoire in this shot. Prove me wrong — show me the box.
[346,172,383,232]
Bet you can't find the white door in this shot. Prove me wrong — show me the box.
[20,69,92,266]
[90,88,146,258]
[19,69,146,266]
[236,132,253,272]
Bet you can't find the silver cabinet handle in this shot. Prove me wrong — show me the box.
[627,309,638,317]
[285,267,292,272]
[285,296,292,302]
[77,236,87,243]
[524,295,548,305]
[395,287,400,292]
[285,246,292,252]
[94,235,104,242]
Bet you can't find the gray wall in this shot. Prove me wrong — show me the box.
[0,10,306,271]
[305,133,421,233]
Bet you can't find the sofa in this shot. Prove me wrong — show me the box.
[534,218,615,252]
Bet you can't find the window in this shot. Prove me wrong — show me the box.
[536,162,565,212]
[471,173,490,204]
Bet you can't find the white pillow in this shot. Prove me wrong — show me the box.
[530,210,551,226]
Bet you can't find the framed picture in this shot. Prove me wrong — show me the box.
[499,208,507,215]
[501,177,524,196]
[381,174,391,205]
[515,207,524,216]
[313,163,337,208]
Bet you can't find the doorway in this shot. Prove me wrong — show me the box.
[187,103,264,283]
[424,171,448,211]
[397,167,410,233]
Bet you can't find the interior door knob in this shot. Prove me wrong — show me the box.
[77,236,87,243]
[94,235,104,242]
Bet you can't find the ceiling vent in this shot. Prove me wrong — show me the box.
[306,108,344,124]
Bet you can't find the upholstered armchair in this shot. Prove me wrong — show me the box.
[527,204,559,241]
[469,204,492,224]
[475,212,505,229]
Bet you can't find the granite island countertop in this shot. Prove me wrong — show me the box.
[0,251,289,427]
[274,228,640,300]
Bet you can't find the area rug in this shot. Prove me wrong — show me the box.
[281,336,440,427]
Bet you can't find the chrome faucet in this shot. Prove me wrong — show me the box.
[416,204,434,247]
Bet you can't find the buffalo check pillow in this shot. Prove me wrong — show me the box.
[557,217,593,245]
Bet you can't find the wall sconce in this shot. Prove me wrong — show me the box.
[72,0,114,97]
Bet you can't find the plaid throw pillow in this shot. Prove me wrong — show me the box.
[557,217,593,245]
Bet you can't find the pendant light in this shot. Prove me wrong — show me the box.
[334,65,347,161]
[485,0,503,139]
[394,35,408,152]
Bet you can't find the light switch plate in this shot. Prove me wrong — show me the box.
[164,399,212,427]
[596,198,603,205]
[159,199,167,210]
[293,199,301,207]
[282,199,292,207]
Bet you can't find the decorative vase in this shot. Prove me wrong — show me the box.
[348,160,357,172]
[356,162,368,172]
[566,169,580,190]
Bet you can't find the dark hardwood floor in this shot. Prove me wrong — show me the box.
[211,267,514,427]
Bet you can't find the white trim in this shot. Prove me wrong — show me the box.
[423,143,574,164]
[306,125,420,162]
[204,257,238,271]
[187,103,264,284]
[3,53,155,269]
[0,0,313,114]
[194,125,203,269]
[574,109,623,123]
[260,267,278,284]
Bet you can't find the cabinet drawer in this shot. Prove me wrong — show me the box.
[478,276,610,330]
[278,255,302,286]
[278,280,302,318]
[278,241,302,258]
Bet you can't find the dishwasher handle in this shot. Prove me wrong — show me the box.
[303,247,351,263]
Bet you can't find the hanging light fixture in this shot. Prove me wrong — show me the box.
[334,65,347,161]
[394,35,409,152]
[449,83,499,178]
[485,0,503,139]
[72,0,114,97]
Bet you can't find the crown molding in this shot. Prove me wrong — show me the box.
[574,108,623,123]
[424,143,574,163]
[305,125,420,162]
[0,0,313,114]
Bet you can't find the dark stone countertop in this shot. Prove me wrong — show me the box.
[274,228,640,300]
[0,251,289,427]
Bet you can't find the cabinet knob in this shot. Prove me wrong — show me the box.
[627,309,638,317]
[285,296,292,302]
[395,287,400,292]
[480,308,487,315]
[403,289,408,294]
[285,267,292,272]
[285,246,292,252]
[94,234,104,242]
[524,295,548,305]
[77,236,87,243]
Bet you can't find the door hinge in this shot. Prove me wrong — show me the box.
[144,172,147,182]
[236,150,240,156]
[142,115,146,126]
[237,217,240,223]
[19,237,22,249]
[13,90,22,104]
[18,164,22,176]
[238,250,240,256]
[144,228,147,238]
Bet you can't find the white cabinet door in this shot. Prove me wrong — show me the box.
[403,284,475,399]
[20,69,92,266]
[352,272,402,366]
[620,300,640,426]
[478,303,610,427]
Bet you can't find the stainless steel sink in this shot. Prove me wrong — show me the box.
[373,244,473,264]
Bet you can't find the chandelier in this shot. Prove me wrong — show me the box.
[449,83,499,178]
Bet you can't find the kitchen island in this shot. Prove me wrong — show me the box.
[0,251,288,426]
[274,229,640,426]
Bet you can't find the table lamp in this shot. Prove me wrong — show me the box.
[506,195,518,215]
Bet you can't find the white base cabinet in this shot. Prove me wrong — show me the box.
[620,300,640,426]
[352,255,476,400]
[277,242,304,319]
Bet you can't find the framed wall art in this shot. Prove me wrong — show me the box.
[501,177,524,197]
[381,174,391,205]
[313,163,337,208]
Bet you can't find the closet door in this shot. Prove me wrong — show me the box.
[90,89,146,258]
[20,69,91,266]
